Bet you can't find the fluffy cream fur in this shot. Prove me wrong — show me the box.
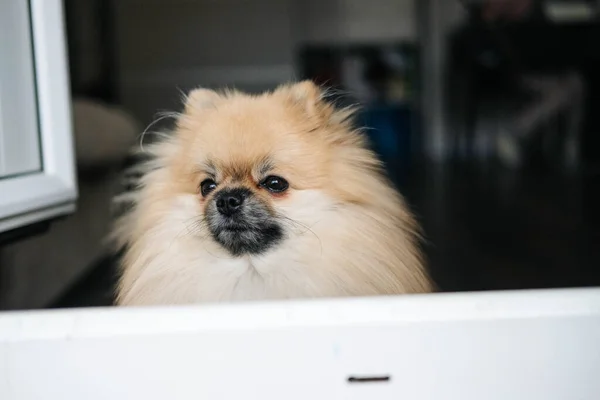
[114,81,433,306]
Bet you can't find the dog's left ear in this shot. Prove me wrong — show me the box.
[278,80,328,118]
[279,81,355,127]
[287,80,322,109]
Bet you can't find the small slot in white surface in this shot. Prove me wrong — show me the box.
[347,375,391,384]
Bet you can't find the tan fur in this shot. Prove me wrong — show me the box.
[114,81,433,306]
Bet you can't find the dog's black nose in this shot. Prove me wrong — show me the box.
[216,190,246,216]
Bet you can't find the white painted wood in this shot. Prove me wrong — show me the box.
[0,200,74,234]
[0,0,42,176]
[1,288,599,399]
[0,0,77,233]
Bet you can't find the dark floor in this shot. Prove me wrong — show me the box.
[405,162,600,292]
[51,161,600,308]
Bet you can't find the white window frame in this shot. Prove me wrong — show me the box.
[0,288,599,399]
[0,0,77,234]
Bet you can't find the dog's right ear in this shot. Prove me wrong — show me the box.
[183,88,221,114]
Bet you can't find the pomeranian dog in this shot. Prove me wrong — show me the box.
[112,81,432,306]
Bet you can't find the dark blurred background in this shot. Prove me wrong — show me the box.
[1,0,599,309]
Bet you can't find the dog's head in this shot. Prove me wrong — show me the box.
[142,81,386,257]
[114,81,432,305]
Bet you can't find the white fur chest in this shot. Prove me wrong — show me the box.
[129,240,337,305]
[121,191,347,305]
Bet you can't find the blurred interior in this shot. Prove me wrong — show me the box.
[1,0,599,310]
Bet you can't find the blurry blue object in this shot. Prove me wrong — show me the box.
[357,103,412,185]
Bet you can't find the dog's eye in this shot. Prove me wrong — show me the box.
[260,176,289,193]
[200,179,217,197]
